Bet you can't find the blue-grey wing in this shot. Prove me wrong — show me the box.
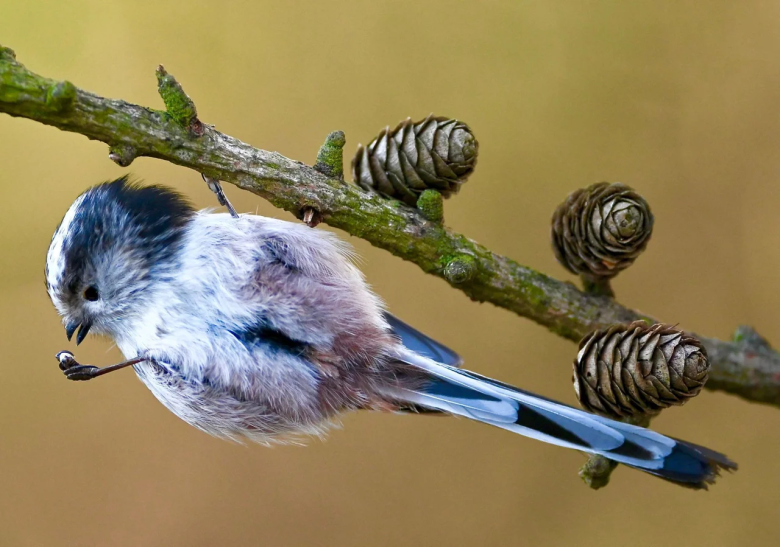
[384,312,463,367]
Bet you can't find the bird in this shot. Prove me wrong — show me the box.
[45,176,736,489]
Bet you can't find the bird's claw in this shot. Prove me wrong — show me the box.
[63,365,100,381]
[56,350,78,371]
[56,351,98,380]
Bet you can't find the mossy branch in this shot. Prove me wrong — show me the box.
[2,46,780,415]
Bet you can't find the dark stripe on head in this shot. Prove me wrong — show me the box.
[77,175,194,261]
[58,176,194,290]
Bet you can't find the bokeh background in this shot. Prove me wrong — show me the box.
[2,1,780,545]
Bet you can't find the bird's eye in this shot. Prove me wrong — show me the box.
[83,286,99,301]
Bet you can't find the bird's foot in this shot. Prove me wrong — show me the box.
[56,351,99,381]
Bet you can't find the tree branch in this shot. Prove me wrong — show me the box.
[2,45,779,410]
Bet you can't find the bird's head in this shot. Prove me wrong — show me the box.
[45,176,194,343]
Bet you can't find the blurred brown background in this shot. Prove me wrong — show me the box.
[2,1,780,545]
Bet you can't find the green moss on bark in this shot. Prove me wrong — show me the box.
[45,81,76,112]
[416,189,444,222]
[0,46,16,61]
[155,65,198,128]
[445,255,476,284]
[314,130,345,179]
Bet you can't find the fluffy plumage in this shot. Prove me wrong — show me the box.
[46,177,736,487]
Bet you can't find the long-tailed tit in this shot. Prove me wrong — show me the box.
[45,177,736,488]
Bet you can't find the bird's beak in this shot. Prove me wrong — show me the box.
[65,320,92,345]
[65,321,79,341]
[75,322,92,345]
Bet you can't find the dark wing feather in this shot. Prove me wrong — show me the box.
[384,312,463,367]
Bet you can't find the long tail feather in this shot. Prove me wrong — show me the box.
[388,350,737,489]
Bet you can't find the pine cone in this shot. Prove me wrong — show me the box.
[551,182,653,279]
[572,321,710,419]
[352,115,478,206]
